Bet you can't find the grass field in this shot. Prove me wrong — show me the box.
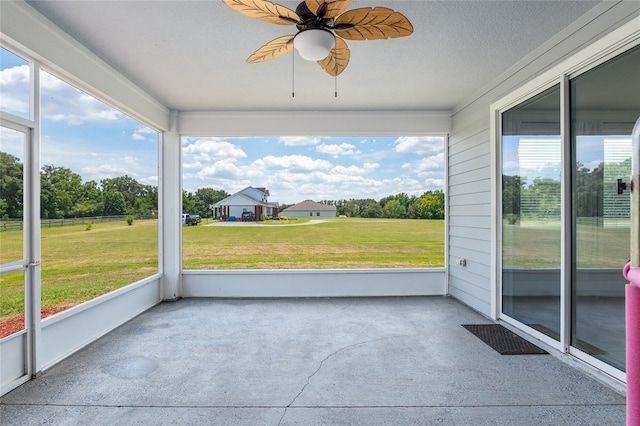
[183,218,445,270]
[502,219,630,268]
[2,216,629,322]
[1,220,159,322]
[0,218,444,321]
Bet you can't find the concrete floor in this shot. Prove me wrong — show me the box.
[0,297,626,425]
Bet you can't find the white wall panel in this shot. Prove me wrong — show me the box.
[40,278,162,370]
[178,111,451,136]
[183,269,446,298]
[449,192,491,207]
[0,332,28,395]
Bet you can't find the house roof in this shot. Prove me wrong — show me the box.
[23,0,603,113]
[212,187,277,208]
[282,200,336,212]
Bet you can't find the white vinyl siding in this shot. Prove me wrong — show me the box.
[447,1,640,317]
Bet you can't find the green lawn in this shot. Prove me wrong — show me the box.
[502,219,630,268]
[0,218,444,321]
[183,218,445,270]
[1,220,159,321]
[1,216,630,322]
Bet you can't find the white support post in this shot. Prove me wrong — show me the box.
[27,62,42,376]
[160,111,181,300]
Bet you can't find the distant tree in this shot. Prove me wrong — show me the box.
[71,180,103,217]
[40,173,57,219]
[413,190,445,219]
[193,187,229,217]
[182,190,196,214]
[362,201,382,218]
[382,199,406,218]
[502,175,524,216]
[0,152,24,218]
[279,203,293,212]
[101,175,146,213]
[103,190,126,215]
[41,165,84,218]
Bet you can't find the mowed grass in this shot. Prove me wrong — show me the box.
[502,219,630,268]
[1,220,159,321]
[1,217,629,321]
[1,218,444,321]
[183,218,445,270]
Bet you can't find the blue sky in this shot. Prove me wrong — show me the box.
[2,48,445,205]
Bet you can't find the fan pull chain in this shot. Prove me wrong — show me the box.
[334,39,338,98]
[292,50,295,98]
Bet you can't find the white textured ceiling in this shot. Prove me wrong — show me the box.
[25,0,601,113]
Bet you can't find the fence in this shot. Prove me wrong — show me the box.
[0,215,158,232]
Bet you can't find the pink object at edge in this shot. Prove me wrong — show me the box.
[626,262,640,425]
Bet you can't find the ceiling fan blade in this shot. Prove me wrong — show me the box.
[305,0,350,19]
[334,7,414,40]
[247,35,295,63]
[222,0,300,25]
[317,37,350,76]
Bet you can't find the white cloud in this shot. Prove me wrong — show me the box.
[278,136,321,146]
[0,64,30,116]
[196,158,262,181]
[121,156,139,167]
[139,175,158,185]
[394,136,445,155]
[81,164,129,178]
[132,126,157,141]
[402,153,446,177]
[331,162,379,176]
[39,71,123,124]
[316,143,360,157]
[183,138,247,166]
[423,178,445,188]
[253,155,331,173]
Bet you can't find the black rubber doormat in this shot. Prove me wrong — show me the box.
[462,324,548,355]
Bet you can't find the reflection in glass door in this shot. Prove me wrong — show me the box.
[501,84,562,341]
[570,45,640,371]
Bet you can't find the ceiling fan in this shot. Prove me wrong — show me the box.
[222,0,414,76]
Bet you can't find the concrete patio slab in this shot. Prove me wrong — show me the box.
[0,297,625,425]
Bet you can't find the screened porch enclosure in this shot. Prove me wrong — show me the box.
[1,0,639,407]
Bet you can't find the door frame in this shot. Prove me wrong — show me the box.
[490,19,640,383]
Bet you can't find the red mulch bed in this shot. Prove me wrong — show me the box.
[0,306,74,339]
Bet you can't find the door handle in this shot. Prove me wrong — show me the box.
[617,178,630,194]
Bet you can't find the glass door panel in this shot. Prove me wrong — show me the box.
[571,45,640,371]
[0,124,26,340]
[501,84,562,340]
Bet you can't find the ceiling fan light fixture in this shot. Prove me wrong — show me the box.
[294,29,335,61]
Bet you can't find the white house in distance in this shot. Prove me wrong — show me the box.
[281,200,336,218]
[211,187,279,221]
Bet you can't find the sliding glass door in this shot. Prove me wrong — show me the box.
[501,85,562,341]
[570,45,640,371]
[500,43,640,374]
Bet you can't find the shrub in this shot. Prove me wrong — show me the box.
[126,215,134,226]
[507,214,518,225]
[84,220,92,231]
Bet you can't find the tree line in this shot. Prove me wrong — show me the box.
[502,158,630,220]
[279,190,445,219]
[1,151,445,220]
[1,151,230,220]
